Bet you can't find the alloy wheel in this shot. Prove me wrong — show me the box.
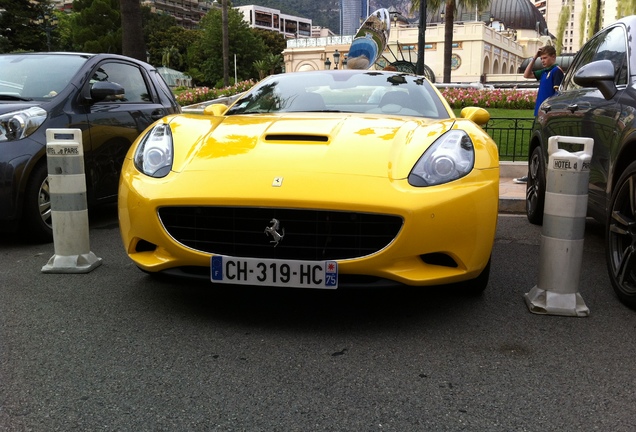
[607,173,636,299]
[38,176,52,229]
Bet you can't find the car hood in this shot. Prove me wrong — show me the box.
[0,101,44,114]
[167,113,471,180]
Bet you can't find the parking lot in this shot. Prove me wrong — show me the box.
[1,210,635,431]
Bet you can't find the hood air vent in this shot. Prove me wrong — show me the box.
[265,134,329,142]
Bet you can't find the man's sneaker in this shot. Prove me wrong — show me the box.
[513,175,528,184]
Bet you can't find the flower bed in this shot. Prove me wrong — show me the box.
[176,82,537,111]
[176,80,256,106]
[440,88,536,110]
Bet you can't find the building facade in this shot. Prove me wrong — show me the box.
[340,0,369,36]
[141,0,215,29]
[534,0,620,54]
[283,0,562,86]
[283,19,540,84]
[235,5,312,38]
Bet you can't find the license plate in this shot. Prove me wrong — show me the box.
[211,255,338,289]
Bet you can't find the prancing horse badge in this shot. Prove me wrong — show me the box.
[272,177,283,187]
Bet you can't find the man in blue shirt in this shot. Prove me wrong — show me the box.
[515,45,564,183]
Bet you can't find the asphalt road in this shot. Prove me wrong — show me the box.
[1,209,635,431]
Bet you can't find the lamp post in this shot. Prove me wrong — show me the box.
[221,0,229,87]
[342,55,347,69]
[333,49,340,70]
[324,57,331,70]
[36,13,57,51]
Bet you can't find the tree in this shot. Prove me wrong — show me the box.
[555,2,571,55]
[253,53,283,79]
[253,59,268,79]
[618,0,636,15]
[161,45,182,68]
[144,14,201,72]
[411,0,491,83]
[579,3,587,47]
[589,0,601,39]
[0,0,52,52]
[120,0,146,61]
[70,0,121,53]
[253,29,287,58]
[195,6,267,86]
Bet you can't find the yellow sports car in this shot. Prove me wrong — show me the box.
[118,70,499,292]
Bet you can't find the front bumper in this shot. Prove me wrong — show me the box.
[118,160,499,287]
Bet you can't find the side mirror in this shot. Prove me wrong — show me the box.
[460,106,490,126]
[203,103,229,116]
[90,81,125,102]
[573,59,618,100]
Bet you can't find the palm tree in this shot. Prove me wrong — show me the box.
[411,0,491,83]
[162,46,181,69]
[253,60,268,80]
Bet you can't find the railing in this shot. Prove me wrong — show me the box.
[482,117,534,162]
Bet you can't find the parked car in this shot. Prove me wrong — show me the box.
[525,15,636,308]
[118,69,499,292]
[0,52,181,242]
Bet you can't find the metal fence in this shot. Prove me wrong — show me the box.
[482,117,535,162]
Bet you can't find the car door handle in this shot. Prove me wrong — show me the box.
[151,109,166,120]
[567,104,579,113]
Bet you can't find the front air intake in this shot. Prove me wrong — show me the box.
[158,206,403,261]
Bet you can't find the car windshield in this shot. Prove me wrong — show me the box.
[0,54,88,101]
[226,70,451,119]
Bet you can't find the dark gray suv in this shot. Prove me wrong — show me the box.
[526,15,636,308]
[0,52,181,242]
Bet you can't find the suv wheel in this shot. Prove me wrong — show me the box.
[526,146,546,225]
[607,161,636,309]
[22,162,53,243]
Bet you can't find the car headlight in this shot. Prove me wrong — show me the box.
[134,123,173,178]
[409,130,475,187]
[0,107,47,142]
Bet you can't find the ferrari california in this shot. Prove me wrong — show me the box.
[118,70,499,292]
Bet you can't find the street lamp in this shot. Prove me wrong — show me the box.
[342,55,348,69]
[36,13,58,51]
[324,57,331,70]
[333,49,340,69]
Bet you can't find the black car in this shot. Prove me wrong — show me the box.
[0,52,181,242]
[526,15,636,308]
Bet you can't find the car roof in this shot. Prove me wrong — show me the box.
[0,52,155,69]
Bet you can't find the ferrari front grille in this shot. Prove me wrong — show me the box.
[158,207,403,260]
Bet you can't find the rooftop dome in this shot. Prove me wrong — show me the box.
[426,0,549,35]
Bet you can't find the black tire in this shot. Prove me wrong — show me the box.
[606,161,636,309]
[526,146,546,225]
[22,162,53,243]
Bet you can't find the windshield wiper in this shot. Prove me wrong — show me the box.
[0,94,33,101]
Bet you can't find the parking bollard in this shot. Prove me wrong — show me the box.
[524,135,593,317]
[42,129,102,274]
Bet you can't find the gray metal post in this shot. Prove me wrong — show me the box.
[524,135,593,317]
[42,129,102,274]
